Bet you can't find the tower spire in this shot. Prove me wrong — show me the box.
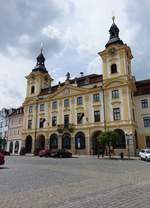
[105,17,124,48]
[32,47,48,73]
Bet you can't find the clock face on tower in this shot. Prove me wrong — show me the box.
[108,47,116,56]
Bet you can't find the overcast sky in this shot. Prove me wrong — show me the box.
[0,0,149,109]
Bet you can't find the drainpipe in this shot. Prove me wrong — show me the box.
[34,100,38,153]
[102,83,106,132]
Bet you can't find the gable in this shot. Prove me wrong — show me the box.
[49,85,88,99]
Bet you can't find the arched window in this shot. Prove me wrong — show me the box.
[31,86,35,94]
[50,134,58,149]
[25,135,32,153]
[75,132,86,149]
[62,133,71,149]
[14,141,19,153]
[111,64,117,74]
[9,141,13,153]
[114,129,126,149]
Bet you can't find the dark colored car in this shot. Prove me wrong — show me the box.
[0,150,10,156]
[51,149,72,158]
[0,152,5,165]
[38,149,51,157]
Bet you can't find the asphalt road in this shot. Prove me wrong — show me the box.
[0,156,150,208]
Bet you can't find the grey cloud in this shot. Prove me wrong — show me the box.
[0,0,72,59]
[125,0,150,80]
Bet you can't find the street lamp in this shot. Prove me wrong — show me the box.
[125,133,133,159]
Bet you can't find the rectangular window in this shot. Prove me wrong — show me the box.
[112,90,119,99]
[64,115,69,127]
[52,101,57,109]
[40,104,45,112]
[146,136,150,148]
[77,113,84,124]
[94,111,100,122]
[93,93,100,102]
[144,117,150,127]
[28,120,32,129]
[39,118,45,128]
[29,106,33,113]
[64,99,69,107]
[77,96,83,105]
[141,99,148,108]
[52,116,57,127]
[113,108,121,120]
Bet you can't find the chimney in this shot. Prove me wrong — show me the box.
[80,72,84,77]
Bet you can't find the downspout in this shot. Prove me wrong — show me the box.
[34,100,38,153]
[102,82,106,132]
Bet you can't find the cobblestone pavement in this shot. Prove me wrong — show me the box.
[0,156,150,208]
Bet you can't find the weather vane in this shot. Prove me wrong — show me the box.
[112,10,115,23]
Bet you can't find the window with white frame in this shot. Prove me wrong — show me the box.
[113,108,121,120]
[112,90,119,99]
[40,104,45,112]
[77,96,83,105]
[29,106,33,113]
[52,101,57,109]
[141,99,148,108]
[93,93,100,102]
[28,120,32,129]
[64,99,69,107]
[144,117,150,127]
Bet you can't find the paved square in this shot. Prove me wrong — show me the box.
[0,156,150,208]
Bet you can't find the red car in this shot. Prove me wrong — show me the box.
[38,149,51,157]
[0,152,5,165]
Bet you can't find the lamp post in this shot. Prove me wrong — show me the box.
[125,133,133,159]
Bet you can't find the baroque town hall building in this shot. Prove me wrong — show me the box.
[20,18,150,156]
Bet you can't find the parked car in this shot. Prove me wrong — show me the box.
[38,149,51,157]
[51,149,72,158]
[139,149,150,161]
[0,150,10,156]
[0,152,5,165]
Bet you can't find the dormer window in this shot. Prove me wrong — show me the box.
[111,64,117,74]
[31,86,35,94]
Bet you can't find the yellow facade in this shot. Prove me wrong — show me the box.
[22,19,150,156]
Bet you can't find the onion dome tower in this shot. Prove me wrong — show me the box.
[32,48,48,73]
[105,16,124,48]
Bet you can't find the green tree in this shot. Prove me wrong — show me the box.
[0,137,7,150]
[97,131,119,158]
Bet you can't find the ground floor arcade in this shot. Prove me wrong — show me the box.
[22,127,137,156]
[7,139,22,155]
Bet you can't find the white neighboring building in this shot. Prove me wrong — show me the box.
[7,107,24,155]
[0,108,10,149]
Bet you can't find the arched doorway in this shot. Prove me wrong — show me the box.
[9,141,13,153]
[36,135,45,151]
[62,133,71,149]
[14,141,19,154]
[25,136,32,153]
[91,131,102,155]
[50,134,58,149]
[114,129,126,149]
[75,132,86,149]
